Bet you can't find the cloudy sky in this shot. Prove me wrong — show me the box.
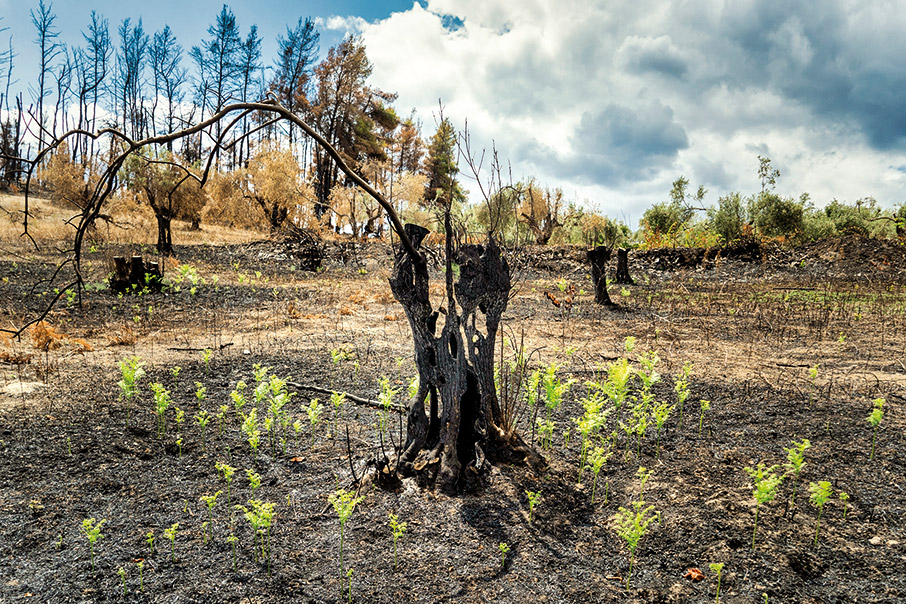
[4,0,906,225]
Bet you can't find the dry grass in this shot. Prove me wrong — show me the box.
[1,192,264,251]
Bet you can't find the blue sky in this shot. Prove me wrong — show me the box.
[3,0,906,225]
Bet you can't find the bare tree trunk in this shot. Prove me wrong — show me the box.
[615,248,634,285]
[587,246,614,305]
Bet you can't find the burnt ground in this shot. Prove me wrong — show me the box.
[1,234,905,603]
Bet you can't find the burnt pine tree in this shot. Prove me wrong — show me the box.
[19,100,541,493]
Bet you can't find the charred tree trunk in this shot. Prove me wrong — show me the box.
[390,224,537,492]
[614,248,634,285]
[110,255,162,293]
[587,246,614,305]
[155,213,173,255]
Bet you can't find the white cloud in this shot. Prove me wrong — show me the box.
[341,0,906,226]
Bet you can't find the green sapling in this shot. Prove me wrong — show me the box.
[709,562,724,604]
[216,462,236,509]
[163,522,178,562]
[637,466,652,500]
[329,489,364,589]
[200,491,221,542]
[170,365,181,390]
[612,500,658,588]
[498,542,510,570]
[809,480,832,546]
[674,361,692,429]
[150,382,171,438]
[118,566,126,596]
[195,410,211,452]
[388,512,407,570]
[698,399,711,438]
[305,398,324,447]
[838,491,850,521]
[174,407,185,456]
[586,446,613,504]
[117,356,145,427]
[652,400,674,458]
[784,439,810,509]
[136,560,144,592]
[744,462,784,549]
[247,469,262,494]
[145,530,154,556]
[525,490,541,524]
[227,533,238,570]
[81,518,106,572]
[867,398,884,460]
[330,391,346,439]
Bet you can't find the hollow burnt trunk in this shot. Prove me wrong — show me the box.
[389,224,533,492]
[615,248,635,285]
[587,246,614,305]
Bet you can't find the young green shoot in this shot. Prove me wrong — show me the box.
[242,408,260,460]
[247,469,262,494]
[117,356,145,427]
[201,348,213,373]
[231,381,248,416]
[525,490,541,524]
[388,513,407,570]
[709,562,725,604]
[330,391,346,439]
[839,491,850,521]
[195,410,211,452]
[867,398,884,460]
[136,560,144,592]
[170,365,181,390]
[216,462,236,509]
[145,530,154,556]
[809,480,832,546]
[305,398,324,447]
[118,566,127,596]
[227,533,238,570]
[174,407,185,456]
[586,446,613,504]
[637,466,653,500]
[195,381,206,407]
[200,491,221,542]
[498,542,510,570]
[744,463,784,549]
[329,489,365,588]
[163,522,178,562]
[808,364,819,407]
[81,518,106,573]
[240,499,276,574]
[784,439,810,508]
[698,399,711,438]
[652,401,674,458]
[150,382,171,438]
[612,500,658,588]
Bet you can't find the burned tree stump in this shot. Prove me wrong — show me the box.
[615,248,635,285]
[110,255,163,293]
[586,246,614,305]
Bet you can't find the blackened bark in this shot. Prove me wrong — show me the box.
[390,224,529,492]
[155,214,173,255]
[587,246,614,305]
[615,248,634,285]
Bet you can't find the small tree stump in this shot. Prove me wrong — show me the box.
[615,248,635,285]
[110,256,162,293]
[586,246,614,305]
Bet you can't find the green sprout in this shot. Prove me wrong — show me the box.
[329,489,365,590]
[306,398,324,447]
[498,542,510,570]
[201,348,213,373]
[744,462,784,549]
[586,446,613,504]
[163,522,178,562]
[231,381,248,415]
[242,408,260,459]
[612,500,658,588]
[525,490,541,524]
[170,365,181,390]
[81,518,106,572]
[652,400,675,458]
[216,462,236,509]
[709,562,725,604]
[117,356,145,427]
[636,466,653,500]
[330,391,346,439]
[195,410,211,452]
[195,381,207,406]
[118,566,127,596]
[809,480,832,546]
[200,491,222,542]
[145,530,154,556]
[239,499,276,574]
[867,398,884,460]
[150,382,171,438]
[388,513,407,570]
[217,404,229,435]
[698,399,711,438]
[784,439,810,509]
[808,364,819,407]
[174,407,185,457]
[227,533,239,570]
[247,469,262,493]
[136,560,144,592]
[839,491,850,521]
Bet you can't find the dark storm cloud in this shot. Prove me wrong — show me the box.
[618,35,688,79]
